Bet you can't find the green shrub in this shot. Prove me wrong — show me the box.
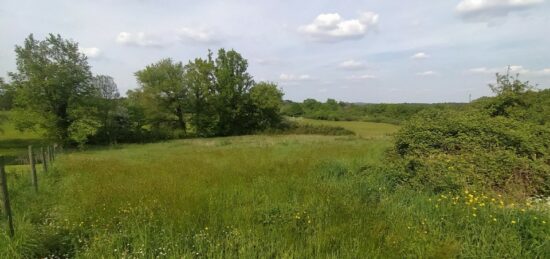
[263,120,355,136]
[393,108,550,196]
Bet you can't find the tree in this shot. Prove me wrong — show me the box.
[8,34,96,144]
[185,54,218,136]
[485,69,534,117]
[212,49,254,135]
[249,82,283,129]
[132,48,285,138]
[135,59,188,133]
[92,75,122,144]
[0,78,15,110]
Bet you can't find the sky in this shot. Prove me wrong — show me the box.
[1,0,549,103]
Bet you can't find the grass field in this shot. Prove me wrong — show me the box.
[0,111,44,162]
[0,118,548,257]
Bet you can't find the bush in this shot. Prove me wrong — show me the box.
[393,108,550,196]
[263,119,355,136]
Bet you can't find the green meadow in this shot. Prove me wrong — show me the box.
[0,117,548,258]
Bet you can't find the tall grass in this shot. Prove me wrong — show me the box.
[0,132,548,257]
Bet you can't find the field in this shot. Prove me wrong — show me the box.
[0,118,549,258]
[0,111,44,162]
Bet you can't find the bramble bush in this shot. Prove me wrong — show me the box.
[392,73,550,197]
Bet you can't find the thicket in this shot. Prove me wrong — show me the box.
[393,73,550,197]
[282,99,465,124]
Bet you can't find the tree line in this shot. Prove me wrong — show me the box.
[281,99,466,124]
[0,34,284,146]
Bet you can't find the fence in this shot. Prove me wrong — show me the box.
[0,144,58,238]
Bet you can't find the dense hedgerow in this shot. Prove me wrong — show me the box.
[263,119,355,136]
[392,74,550,197]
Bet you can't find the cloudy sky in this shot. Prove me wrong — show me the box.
[1,0,549,103]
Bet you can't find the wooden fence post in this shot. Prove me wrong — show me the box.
[28,146,38,193]
[0,156,15,238]
[41,147,48,173]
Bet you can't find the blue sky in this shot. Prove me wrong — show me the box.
[1,0,549,103]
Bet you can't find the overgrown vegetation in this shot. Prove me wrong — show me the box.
[393,72,550,197]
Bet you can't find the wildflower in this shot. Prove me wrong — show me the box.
[472,213,477,217]
[543,221,547,224]
[511,220,517,224]
[493,218,497,222]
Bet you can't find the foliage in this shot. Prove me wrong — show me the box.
[0,77,15,110]
[265,119,355,136]
[8,34,96,145]
[282,99,465,124]
[248,82,284,130]
[184,55,218,136]
[131,49,284,138]
[134,59,188,132]
[393,74,550,197]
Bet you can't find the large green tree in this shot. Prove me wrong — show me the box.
[184,54,218,136]
[8,34,96,144]
[132,49,284,138]
[135,59,188,133]
[212,49,255,135]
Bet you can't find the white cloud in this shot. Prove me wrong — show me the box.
[347,74,377,80]
[279,73,312,81]
[79,47,101,58]
[509,65,530,74]
[468,65,550,76]
[456,0,544,20]
[468,67,496,74]
[298,11,379,42]
[115,32,168,47]
[417,71,437,76]
[411,52,429,59]
[468,65,530,74]
[178,27,219,44]
[339,59,365,69]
